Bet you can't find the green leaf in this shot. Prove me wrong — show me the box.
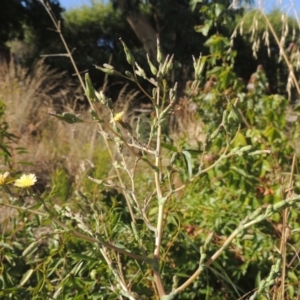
[85,73,97,102]
[15,147,28,154]
[70,253,98,262]
[190,0,203,11]
[33,272,45,295]
[0,241,13,250]
[71,261,84,275]
[174,272,190,278]
[207,66,223,75]
[232,132,247,147]
[230,166,256,180]
[49,112,84,124]
[293,103,300,112]
[182,148,203,155]
[264,126,282,142]
[214,3,224,18]
[219,67,236,89]
[260,160,271,177]
[0,143,11,157]
[47,258,64,277]
[147,53,158,75]
[120,38,135,66]
[161,142,178,152]
[288,271,298,282]
[19,269,34,286]
[22,241,38,257]
[195,21,213,36]
[182,150,193,178]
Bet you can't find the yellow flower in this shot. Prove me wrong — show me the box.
[0,172,9,185]
[112,111,124,123]
[14,174,37,188]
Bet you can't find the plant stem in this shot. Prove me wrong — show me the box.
[261,11,300,95]
[278,153,296,299]
[39,0,140,227]
[153,86,166,297]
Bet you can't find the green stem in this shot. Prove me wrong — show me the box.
[152,87,166,297]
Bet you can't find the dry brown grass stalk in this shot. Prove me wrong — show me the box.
[0,59,107,189]
[0,58,74,133]
[232,1,300,100]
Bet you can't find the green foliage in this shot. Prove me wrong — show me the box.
[52,169,73,201]
[0,0,25,43]
[1,42,299,299]
[1,1,300,299]
[5,0,64,65]
[62,3,141,77]
[179,44,299,298]
[81,147,111,196]
[0,100,19,165]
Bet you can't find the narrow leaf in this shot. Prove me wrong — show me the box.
[19,269,34,286]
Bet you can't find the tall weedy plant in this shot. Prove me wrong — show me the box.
[1,1,300,299]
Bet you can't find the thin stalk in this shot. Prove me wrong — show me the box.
[132,66,153,101]
[39,0,139,226]
[153,86,166,297]
[39,1,87,98]
[0,202,45,216]
[99,247,136,300]
[278,153,296,299]
[261,11,300,95]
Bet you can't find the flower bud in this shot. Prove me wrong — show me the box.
[85,73,96,102]
[157,37,163,64]
[94,65,121,76]
[125,71,136,81]
[120,38,135,66]
[147,53,157,75]
[135,62,147,79]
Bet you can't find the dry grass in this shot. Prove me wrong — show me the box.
[1,58,70,132]
[0,57,163,194]
[231,0,300,101]
[0,58,108,190]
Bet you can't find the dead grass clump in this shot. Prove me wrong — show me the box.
[0,57,206,194]
[0,59,109,191]
[0,58,75,135]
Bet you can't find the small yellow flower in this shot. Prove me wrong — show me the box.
[14,173,37,188]
[112,111,124,123]
[0,172,9,185]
